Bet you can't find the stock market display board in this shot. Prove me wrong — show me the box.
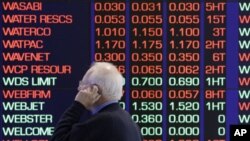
[1,0,249,141]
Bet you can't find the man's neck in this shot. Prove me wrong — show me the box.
[90,100,118,115]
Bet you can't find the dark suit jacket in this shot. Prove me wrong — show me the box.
[51,101,142,141]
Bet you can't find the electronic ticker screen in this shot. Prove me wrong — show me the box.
[0,0,249,141]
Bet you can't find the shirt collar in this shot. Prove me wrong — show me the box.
[90,100,118,115]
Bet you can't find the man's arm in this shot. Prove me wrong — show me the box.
[51,85,100,141]
[50,101,87,141]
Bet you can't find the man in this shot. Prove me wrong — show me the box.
[51,62,142,141]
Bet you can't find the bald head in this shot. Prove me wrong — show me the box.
[80,62,123,101]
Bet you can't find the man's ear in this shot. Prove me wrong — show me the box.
[91,84,101,95]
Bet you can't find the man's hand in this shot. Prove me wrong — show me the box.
[75,85,101,110]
